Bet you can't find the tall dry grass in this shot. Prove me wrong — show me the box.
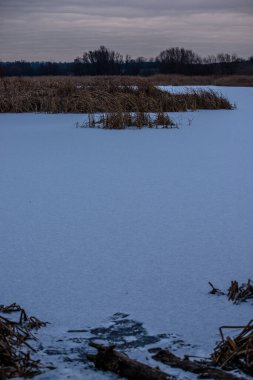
[0,77,233,113]
[79,111,176,129]
[150,74,253,87]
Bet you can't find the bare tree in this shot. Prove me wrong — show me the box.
[82,46,123,75]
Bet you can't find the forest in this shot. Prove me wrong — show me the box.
[1,46,253,76]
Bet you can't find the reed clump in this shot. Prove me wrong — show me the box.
[0,303,49,379]
[0,77,233,113]
[77,111,177,129]
[212,319,253,375]
[209,279,253,304]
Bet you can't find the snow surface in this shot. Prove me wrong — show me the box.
[0,86,253,379]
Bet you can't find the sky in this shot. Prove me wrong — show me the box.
[0,0,253,61]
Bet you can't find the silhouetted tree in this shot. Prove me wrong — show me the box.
[82,46,123,75]
[0,47,251,76]
[157,47,202,73]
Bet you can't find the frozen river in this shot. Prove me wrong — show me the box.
[0,87,252,379]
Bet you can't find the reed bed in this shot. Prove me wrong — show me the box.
[149,74,253,87]
[0,77,233,114]
[78,111,176,129]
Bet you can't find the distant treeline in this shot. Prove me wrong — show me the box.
[1,46,253,77]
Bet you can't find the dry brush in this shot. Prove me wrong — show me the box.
[0,77,233,114]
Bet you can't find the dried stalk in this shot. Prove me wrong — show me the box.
[0,303,48,379]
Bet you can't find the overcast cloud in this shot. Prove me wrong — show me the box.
[0,0,252,61]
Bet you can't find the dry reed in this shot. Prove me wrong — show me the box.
[0,77,233,114]
[78,111,176,129]
[0,303,48,379]
[212,319,253,375]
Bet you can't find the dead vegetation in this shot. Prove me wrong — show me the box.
[148,74,253,87]
[77,111,177,129]
[209,279,253,304]
[87,342,176,380]
[0,77,233,114]
[212,320,253,376]
[0,303,48,379]
[150,347,246,380]
[86,285,253,380]
[87,342,247,380]
[1,301,250,380]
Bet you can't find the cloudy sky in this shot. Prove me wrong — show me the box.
[0,0,252,61]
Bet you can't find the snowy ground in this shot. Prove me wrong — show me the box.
[0,86,253,379]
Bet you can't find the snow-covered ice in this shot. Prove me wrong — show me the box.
[0,86,253,379]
